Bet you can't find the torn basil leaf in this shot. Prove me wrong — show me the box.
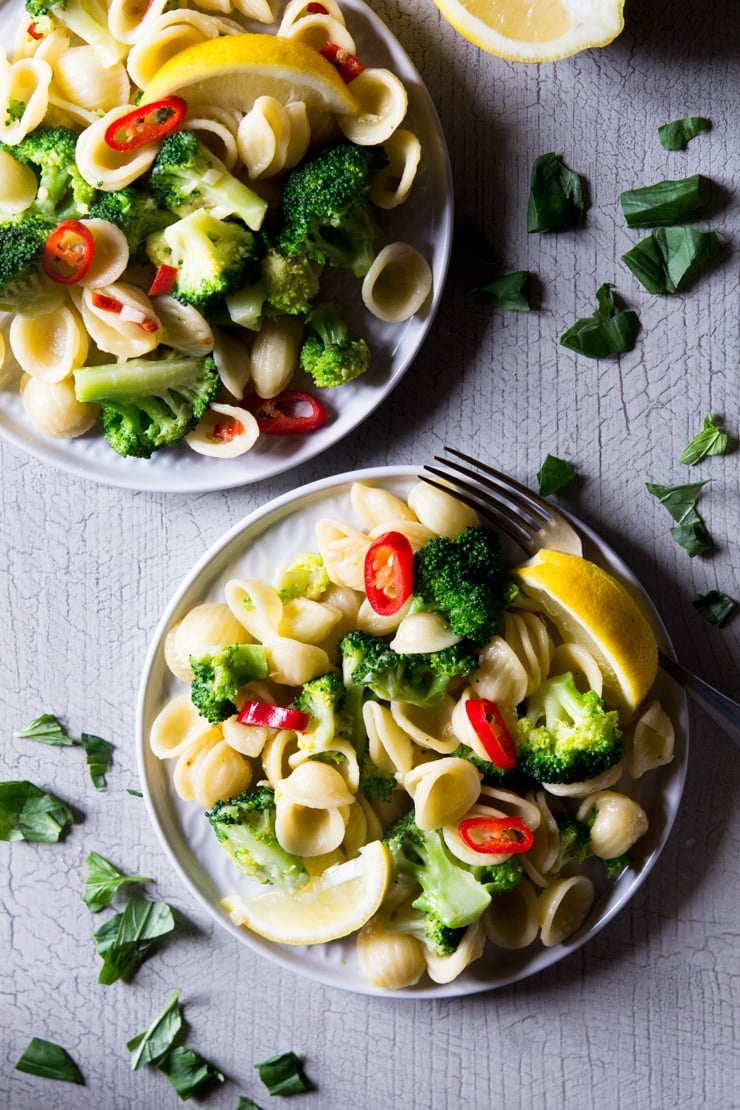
[468,270,531,310]
[658,116,710,151]
[537,455,576,496]
[0,780,75,842]
[527,153,586,233]
[127,788,143,797]
[645,480,714,555]
[622,226,722,294]
[693,590,738,627]
[238,1098,266,1110]
[619,174,710,228]
[83,850,151,913]
[94,893,175,984]
[15,1037,84,1085]
[14,714,75,746]
[559,283,639,358]
[255,1051,310,1096]
[81,732,114,790]
[678,413,730,464]
[158,1045,225,1101]
[128,990,183,1070]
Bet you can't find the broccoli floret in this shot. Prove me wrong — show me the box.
[294,671,350,752]
[25,0,127,67]
[88,186,175,255]
[206,787,308,891]
[518,671,623,785]
[473,854,525,897]
[338,631,477,709]
[0,213,62,315]
[383,813,492,929]
[551,814,593,873]
[604,854,631,878]
[383,895,465,957]
[451,743,525,790]
[413,527,518,646]
[299,302,370,388]
[73,352,219,458]
[150,130,267,232]
[189,643,269,723]
[275,141,388,277]
[146,209,257,309]
[3,126,96,220]
[358,753,397,802]
[261,247,320,316]
[274,552,329,602]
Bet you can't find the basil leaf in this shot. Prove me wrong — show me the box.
[622,227,722,294]
[158,1045,225,1101]
[619,174,710,228]
[15,1037,84,1085]
[81,732,114,790]
[527,153,586,233]
[468,270,531,310]
[127,788,143,797]
[94,893,175,984]
[658,116,710,151]
[238,1098,266,1110]
[560,283,639,358]
[645,480,714,556]
[693,590,738,627]
[255,1051,310,1095]
[678,413,731,464]
[0,780,75,842]
[14,713,75,746]
[537,455,576,496]
[128,990,183,1070]
[83,850,151,913]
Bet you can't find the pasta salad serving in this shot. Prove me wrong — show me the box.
[0,0,436,466]
[146,475,680,992]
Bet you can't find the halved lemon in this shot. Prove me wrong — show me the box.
[142,34,359,116]
[222,839,392,945]
[512,549,658,717]
[433,0,625,63]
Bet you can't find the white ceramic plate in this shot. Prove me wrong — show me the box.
[136,466,689,997]
[0,3,453,491]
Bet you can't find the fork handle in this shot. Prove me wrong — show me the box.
[658,650,740,747]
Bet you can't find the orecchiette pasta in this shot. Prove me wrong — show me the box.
[0,149,38,212]
[10,303,88,382]
[369,128,422,209]
[337,68,407,146]
[20,374,98,438]
[0,57,52,144]
[76,106,161,190]
[361,242,433,323]
[537,874,594,947]
[186,402,260,457]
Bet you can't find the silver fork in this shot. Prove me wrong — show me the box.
[421,446,740,746]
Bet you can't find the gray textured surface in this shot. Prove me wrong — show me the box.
[2,0,739,1107]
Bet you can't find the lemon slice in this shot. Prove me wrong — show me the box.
[142,34,359,116]
[512,549,658,717]
[432,0,625,63]
[222,839,391,945]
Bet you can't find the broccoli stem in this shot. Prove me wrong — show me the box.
[74,356,209,403]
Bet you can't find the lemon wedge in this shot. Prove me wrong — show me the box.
[512,549,658,717]
[142,34,359,116]
[222,839,392,945]
[432,0,625,63]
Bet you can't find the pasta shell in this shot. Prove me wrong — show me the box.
[361,242,433,324]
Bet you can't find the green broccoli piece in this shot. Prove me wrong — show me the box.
[0,213,62,315]
[383,812,492,929]
[338,630,477,709]
[451,743,525,791]
[73,351,219,458]
[275,141,388,277]
[551,814,593,874]
[294,671,350,752]
[25,0,127,66]
[206,787,308,891]
[382,894,465,957]
[274,552,329,602]
[299,302,370,388]
[358,754,397,802]
[150,130,267,232]
[146,209,257,310]
[604,854,631,878]
[472,854,525,897]
[413,527,519,646]
[2,126,97,221]
[261,247,321,316]
[189,643,269,724]
[88,186,175,255]
[518,671,623,785]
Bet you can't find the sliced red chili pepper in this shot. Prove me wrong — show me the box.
[458,816,534,855]
[27,21,45,40]
[91,290,123,313]
[243,390,327,435]
[213,419,243,441]
[307,2,329,11]
[147,263,179,297]
[104,96,187,152]
[465,698,518,770]
[237,700,310,731]
[363,531,414,616]
[41,220,94,285]
[320,42,365,83]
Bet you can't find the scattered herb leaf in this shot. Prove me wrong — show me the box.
[658,116,710,151]
[238,1098,265,1110]
[127,788,143,797]
[256,1051,310,1096]
[14,714,75,746]
[81,732,114,790]
[619,174,710,228]
[537,455,576,496]
[678,413,730,464]
[15,1037,84,1085]
[0,780,75,842]
[94,893,175,984]
[83,850,151,913]
[128,990,183,1070]
[622,226,722,294]
[645,480,714,556]
[468,270,531,310]
[559,283,639,358]
[157,1045,225,1101]
[527,152,586,233]
[692,590,738,627]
